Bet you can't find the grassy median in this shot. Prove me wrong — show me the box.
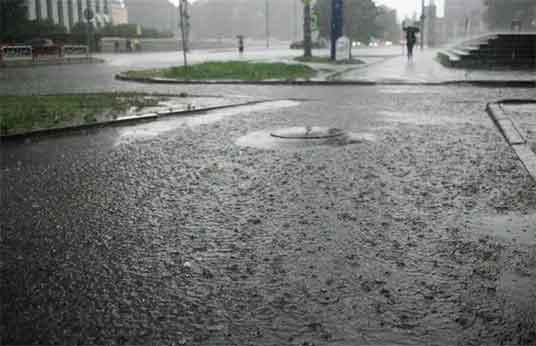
[124,61,317,81]
[294,56,365,65]
[0,93,163,135]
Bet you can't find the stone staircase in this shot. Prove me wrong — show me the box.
[437,33,536,69]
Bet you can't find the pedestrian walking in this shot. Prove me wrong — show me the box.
[403,24,419,60]
[133,38,140,52]
[237,35,244,55]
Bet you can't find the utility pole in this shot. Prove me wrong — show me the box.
[293,0,298,41]
[303,0,312,58]
[420,0,425,50]
[179,0,188,69]
[265,0,270,48]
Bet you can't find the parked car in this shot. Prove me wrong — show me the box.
[27,38,61,56]
[290,40,327,49]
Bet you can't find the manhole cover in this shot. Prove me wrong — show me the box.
[236,129,376,150]
[270,126,345,139]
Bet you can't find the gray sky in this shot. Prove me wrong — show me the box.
[376,0,444,19]
[169,0,445,22]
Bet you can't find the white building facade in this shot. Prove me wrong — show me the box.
[110,0,128,25]
[444,0,486,40]
[25,0,111,31]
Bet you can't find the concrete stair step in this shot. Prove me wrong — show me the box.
[450,48,471,56]
[438,33,536,69]
[459,45,482,51]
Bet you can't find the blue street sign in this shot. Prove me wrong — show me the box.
[330,0,344,60]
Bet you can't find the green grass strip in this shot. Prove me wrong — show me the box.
[125,61,316,81]
[295,56,365,65]
[0,93,160,135]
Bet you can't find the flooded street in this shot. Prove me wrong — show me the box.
[2,85,536,345]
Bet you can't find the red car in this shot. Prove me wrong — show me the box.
[27,38,61,57]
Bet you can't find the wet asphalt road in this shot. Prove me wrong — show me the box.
[0,47,401,96]
[2,79,536,346]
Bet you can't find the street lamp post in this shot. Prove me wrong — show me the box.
[420,0,425,50]
[265,0,270,48]
[179,0,188,69]
[294,0,298,41]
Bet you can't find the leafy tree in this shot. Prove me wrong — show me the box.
[0,0,29,41]
[24,19,68,36]
[484,0,535,30]
[315,0,379,46]
[95,23,174,38]
[189,0,302,41]
[70,22,96,34]
[0,0,68,42]
[375,6,400,43]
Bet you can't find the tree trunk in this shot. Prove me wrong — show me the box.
[303,1,312,58]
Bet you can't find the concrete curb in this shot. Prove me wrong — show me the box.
[486,99,536,181]
[0,99,265,143]
[115,73,536,88]
[1,57,104,68]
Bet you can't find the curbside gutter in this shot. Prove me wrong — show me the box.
[115,73,536,88]
[0,99,266,143]
[486,99,536,181]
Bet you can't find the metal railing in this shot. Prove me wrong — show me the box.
[1,45,90,62]
[0,45,33,60]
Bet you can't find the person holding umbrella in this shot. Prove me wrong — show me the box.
[237,35,245,55]
[403,22,420,60]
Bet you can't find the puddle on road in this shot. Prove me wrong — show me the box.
[121,97,233,117]
[502,104,536,114]
[378,110,464,126]
[468,213,536,244]
[236,128,377,150]
[378,85,444,94]
[270,126,345,139]
[114,100,300,146]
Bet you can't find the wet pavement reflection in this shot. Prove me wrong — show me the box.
[2,85,536,346]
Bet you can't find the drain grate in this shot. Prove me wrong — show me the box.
[270,126,345,140]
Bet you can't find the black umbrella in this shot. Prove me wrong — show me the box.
[403,26,420,34]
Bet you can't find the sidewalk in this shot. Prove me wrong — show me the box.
[113,47,535,86]
[487,101,536,181]
[335,49,536,84]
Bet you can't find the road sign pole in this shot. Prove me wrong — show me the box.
[330,0,343,60]
[84,7,94,58]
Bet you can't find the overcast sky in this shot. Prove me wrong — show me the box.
[376,0,444,19]
[168,0,445,21]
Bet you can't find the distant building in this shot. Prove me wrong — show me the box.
[444,0,486,41]
[424,3,437,46]
[25,0,111,31]
[123,0,177,32]
[111,0,128,24]
[375,6,399,43]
